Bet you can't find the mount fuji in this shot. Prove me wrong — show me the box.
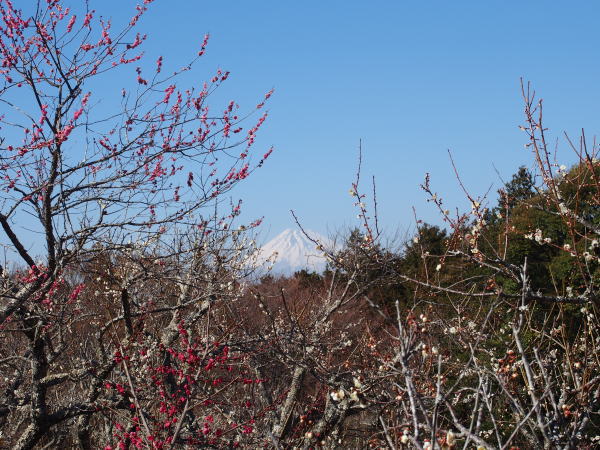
[255,229,332,276]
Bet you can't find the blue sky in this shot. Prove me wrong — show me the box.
[42,1,600,242]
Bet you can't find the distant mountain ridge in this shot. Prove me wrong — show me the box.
[255,229,331,276]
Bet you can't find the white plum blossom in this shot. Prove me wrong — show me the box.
[446,430,456,446]
[400,431,409,444]
[330,389,345,401]
[559,203,569,214]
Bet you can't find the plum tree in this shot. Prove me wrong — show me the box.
[0,0,273,447]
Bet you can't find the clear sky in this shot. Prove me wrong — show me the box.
[39,1,600,242]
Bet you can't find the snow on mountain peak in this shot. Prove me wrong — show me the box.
[255,228,331,276]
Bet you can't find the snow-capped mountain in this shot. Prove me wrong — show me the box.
[255,229,331,276]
